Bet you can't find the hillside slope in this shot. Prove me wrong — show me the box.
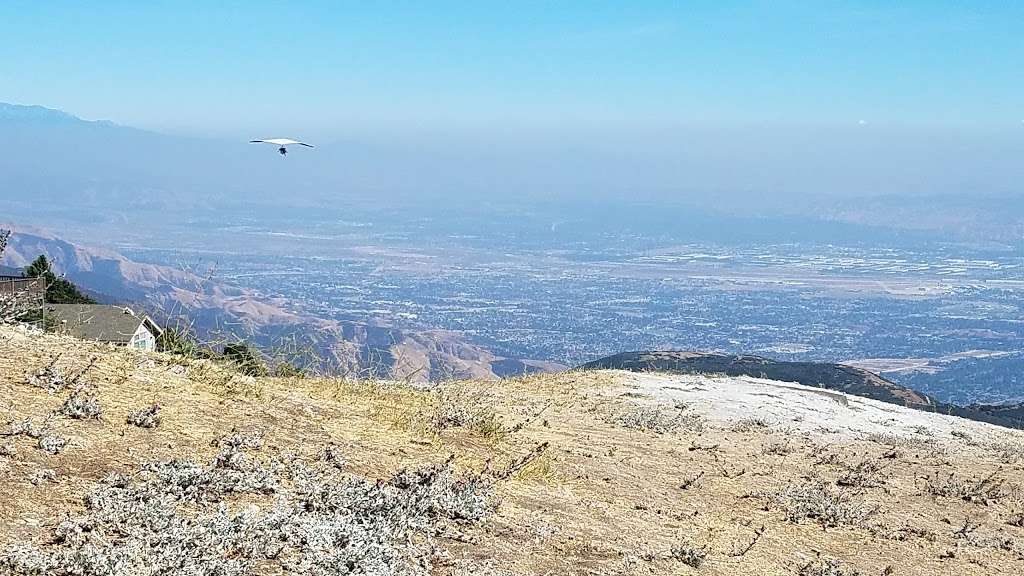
[2,327,1024,574]
[1,227,558,381]
[580,351,1024,429]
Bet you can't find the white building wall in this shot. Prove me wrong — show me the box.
[130,324,157,351]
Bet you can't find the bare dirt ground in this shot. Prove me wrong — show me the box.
[2,326,1024,575]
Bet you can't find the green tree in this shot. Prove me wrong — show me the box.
[24,255,96,304]
[222,342,269,377]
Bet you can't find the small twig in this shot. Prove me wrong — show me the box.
[679,471,705,490]
[689,440,720,452]
[68,356,98,386]
[720,465,747,479]
[493,442,550,480]
[728,525,765,557]
[953,516,981,540]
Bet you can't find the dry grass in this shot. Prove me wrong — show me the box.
[2,328,1024,575]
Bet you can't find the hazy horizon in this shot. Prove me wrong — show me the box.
[2,2,1023,203]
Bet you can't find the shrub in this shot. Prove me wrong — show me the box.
[670,541,709,568]
[612,406,703,434]
[431,385,506,440]
[60,390,102,420]
[37,434,67,455]
[769,481,877,528]
[837,459,888,488]
[760,440,795,456]
[222,342,269,377]
[0,440,495,576]
[925,470,1005,505]
[731,418,770,432]
[798,558,860,576]
[126,404,162,429]
[3,418,67,455]
[29,469,56,486]
[27,357,68,394]
[273,361,306,378]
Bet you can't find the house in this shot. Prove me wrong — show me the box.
[45,304,163,351]
[0,276,45,309]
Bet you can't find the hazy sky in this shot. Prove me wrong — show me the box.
[2,1,1021,140]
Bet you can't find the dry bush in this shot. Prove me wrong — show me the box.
[952,515,1024,559]
[320,443,346,470]
[189,362,264,398]
[126,404,162,429]
[814,452,844,466]
[670,540,709,568]
[730,417,770,432]
[984,439,1024,464]
[37,434,67,455]
[1007,489,1024,527]
[3,418,46,439]
[26,357,68,394]
[909,425,933,437]
[950,429,972,442]
[0,436,495,576]
[679,471,705,490]
[28,468,56,486]
[865,432,943,454]
[509,451,556,483]
[924,469,1006,505]
[760,439,795,456]
[798,557,861,576]
[60,389,103,420]
[611,406,704,434]
[837,459,888,488]
[430,384,506,441]
[2,417,67,455]
[769,481,877,528]
[868,523,936,542]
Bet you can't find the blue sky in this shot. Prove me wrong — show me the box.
[2,1,1021,140]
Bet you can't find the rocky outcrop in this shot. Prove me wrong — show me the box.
[579,351,1024,429]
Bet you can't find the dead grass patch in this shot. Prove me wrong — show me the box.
[610,405,704,434]
[768,481,878,528]
[924,469,1007,505]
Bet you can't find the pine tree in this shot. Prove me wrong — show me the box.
[24,255,96,304]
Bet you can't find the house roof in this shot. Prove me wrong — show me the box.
[45,304,162,344]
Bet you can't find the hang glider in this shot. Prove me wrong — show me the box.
[249,138,314,156]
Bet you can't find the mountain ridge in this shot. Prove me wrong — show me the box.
[0,226,558,380]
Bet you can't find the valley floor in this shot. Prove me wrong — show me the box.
[2,326,1024,575]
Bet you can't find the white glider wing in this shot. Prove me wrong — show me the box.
[250,138,314,147]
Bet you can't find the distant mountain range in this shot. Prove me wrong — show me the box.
[5,101,1023,245]
[1,227,560,380]
[579,351,1024,429]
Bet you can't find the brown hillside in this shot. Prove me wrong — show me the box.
[2,327,1024,575]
